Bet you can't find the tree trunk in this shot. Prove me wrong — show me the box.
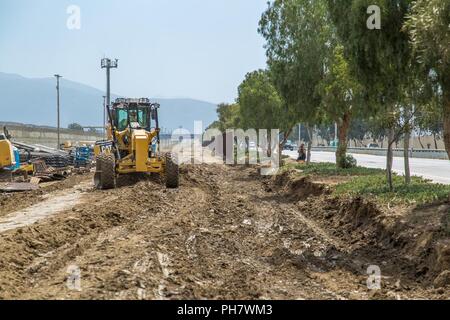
[306,125,313,164]
[279,129,292,165]
[442,79,450,159]
[336,112,351,168]
[418,135,424,149]
[404,129,411,185]
[386,127,395,192]
[433,133,438,150]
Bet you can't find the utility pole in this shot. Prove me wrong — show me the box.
[101,58,118,112]
[102,95,106,138]
[54,74,62,150]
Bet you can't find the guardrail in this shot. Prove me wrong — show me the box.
[312,146,449,160]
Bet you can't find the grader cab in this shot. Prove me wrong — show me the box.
[94,98,179,189]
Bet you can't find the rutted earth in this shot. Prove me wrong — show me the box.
[0,164,448,300]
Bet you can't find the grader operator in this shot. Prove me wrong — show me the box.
[94,98,179,189]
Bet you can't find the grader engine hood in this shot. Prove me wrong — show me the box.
[132,129,150,172]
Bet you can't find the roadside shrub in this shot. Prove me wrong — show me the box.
[338,154,357,169]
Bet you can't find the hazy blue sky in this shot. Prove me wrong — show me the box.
[0,0,268,103]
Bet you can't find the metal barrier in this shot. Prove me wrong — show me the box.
[312,146,449,160]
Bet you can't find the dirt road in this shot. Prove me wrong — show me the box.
[0,164,448,299]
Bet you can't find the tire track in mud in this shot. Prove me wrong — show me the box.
[0,174,91,219]
[1,170,217,299]
[174,165,362,299]
[0,165,445,299]
[0,181,91,233]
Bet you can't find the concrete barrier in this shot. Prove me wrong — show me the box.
[312,146,449,160]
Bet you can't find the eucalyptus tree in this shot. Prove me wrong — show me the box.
[238,70,285,133]
[259,0,333,163]
[327,0,414,190]
[214,103,241,132]
[237,70,288,158]
[404,0,450,158]
[319,44,363,167]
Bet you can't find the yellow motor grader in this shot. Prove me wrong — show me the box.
[94,98,179,189]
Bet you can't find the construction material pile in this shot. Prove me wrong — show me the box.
[13,141,72,169]
[0,141,91,192]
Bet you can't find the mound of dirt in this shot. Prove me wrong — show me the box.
[264,170,329,201]
[273,170,450,289]
[388,204,450,285]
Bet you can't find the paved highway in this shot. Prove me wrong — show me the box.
[284,150,450,185]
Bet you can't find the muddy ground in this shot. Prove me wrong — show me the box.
[0,164,448,300]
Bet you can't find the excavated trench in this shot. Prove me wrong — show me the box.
[0,164,448,299]
[264,169,450,290]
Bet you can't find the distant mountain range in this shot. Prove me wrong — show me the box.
[0,72,218,133]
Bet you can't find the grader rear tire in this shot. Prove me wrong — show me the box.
[94,154,116,190]
[165,152,179,189]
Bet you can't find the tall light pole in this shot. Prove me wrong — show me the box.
[54,74,62,149]
[101,58,118,112]
[102,95,106,138]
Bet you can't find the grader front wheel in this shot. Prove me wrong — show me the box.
[94,154,116,190]
[165,152,179,189]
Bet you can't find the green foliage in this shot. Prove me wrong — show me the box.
[205,120,221,131]
[237,70,285,131]
[316,124,335,145]
[405,0,450,158]
[327,0,413,110]
[404,0,450,80]
[319,44,362,120]
[241,0,448,191]
[68,123,83,131]
[366,115,389,143]
[337,154,357,169]
[291,162,450,205]
[415,97,444,137]
[335,174,450,205]
[259,1,371,168]
[212,103,241,132]
[259,0,332,126]
[294,162,382,176]
[348,117,369,143]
